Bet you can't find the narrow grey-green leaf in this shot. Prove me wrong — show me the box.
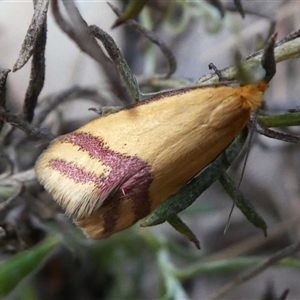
[219,172,267,236]
[167,215,200,249]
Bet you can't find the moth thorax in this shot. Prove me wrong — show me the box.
[240,81,268,111]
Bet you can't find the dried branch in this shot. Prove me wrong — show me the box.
[138,29,300,89]
[0,181,24,212]
[33,86,102,127]
[208,242,300,300]
[258,112,300,128]
[277,29,300,47]
[0,107,53,141]
[0,168,36,213]
[198,29,300,84]
[108,2,177,78]
[251,119,300,143]
[51,0,128,102]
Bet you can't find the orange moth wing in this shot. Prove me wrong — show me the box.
[35,81,268,238]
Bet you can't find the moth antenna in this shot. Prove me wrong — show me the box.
[223,109,259,235]
[224,34,277,233]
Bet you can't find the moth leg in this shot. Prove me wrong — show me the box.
[208,63,226,82]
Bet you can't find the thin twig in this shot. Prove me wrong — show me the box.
[10,169,36,183]
[251,119,300,143]
[51,0,108,64]
[208,242,300,300]
[138,29,300,89]
[203,217,300,264]
[258,112,300,128]
[51,0,127,102]
[0,181,24,212]
[33,86,102,127]
[276,29,300,47]
[198,30,300,84]
[0,107,53,141]
[108,2,177,78]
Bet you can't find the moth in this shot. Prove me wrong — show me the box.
[35,36,276,240]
